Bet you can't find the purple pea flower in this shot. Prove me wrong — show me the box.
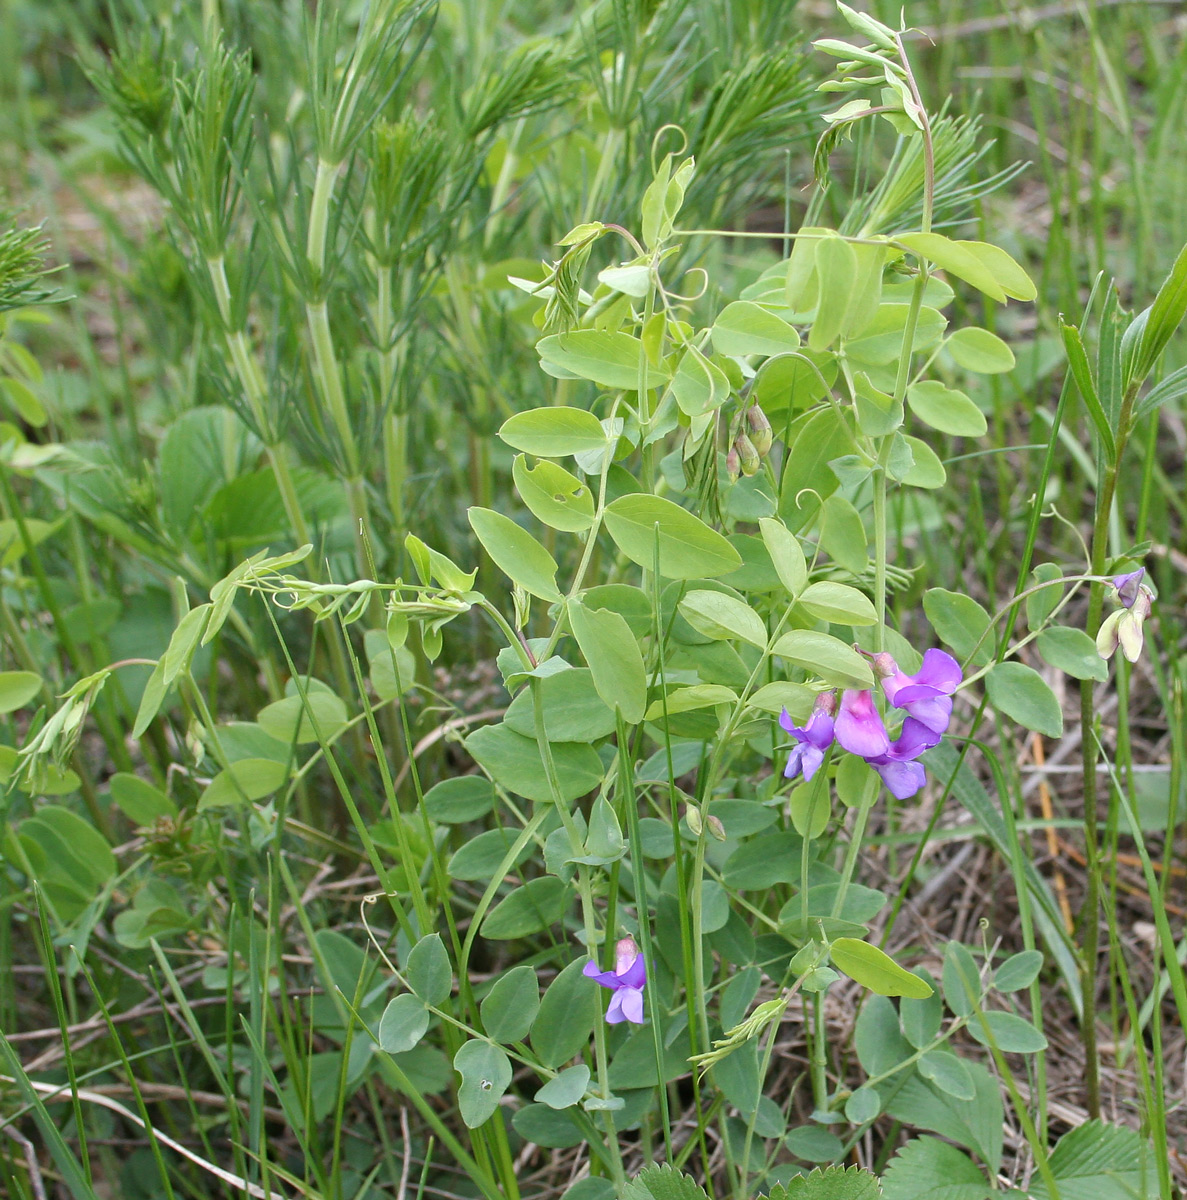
[1097,584,1153,663]
[779,692,837,783]
[865,717,941,800]
[834,689,890,759]
[583,936,646,1025]
[874,648,962,735]
[1111,568,1145,609]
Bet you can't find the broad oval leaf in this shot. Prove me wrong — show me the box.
[468,506,561,601]
[711,301,802,357]
[498,407,609,458]
[198,758,288,810]
[0,671,41,714]
[481,964,540,1043]
[679,590,767,648]
[454,1039,512,1128]
[758,517,808,596]
[985,662,1062,738]
[602,494,741,580]
[907,381,987,438]
[538,330,669,391]
[378,994,430,1054]
[968,1010,1048,1053]
[797,581,876,626]
[481,877,570,939]
[568,599,647,723]
[405,933,452,1007]
[512,456,595,532]
[531,959,601,1068]
[946,327,1015,373]
[773,630,874,690]
[830,938,934,998]
[671,344,731,416]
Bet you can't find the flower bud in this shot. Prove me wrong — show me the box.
[735,433,761,476]
[614,936,639,975]
[746,405,773,457]
[725,444,741,482]
[706,814,727,841]
[685,805,703,835]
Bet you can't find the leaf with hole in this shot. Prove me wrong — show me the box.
[454,1039,512,1128]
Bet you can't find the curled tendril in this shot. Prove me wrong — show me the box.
[650,122,688,173]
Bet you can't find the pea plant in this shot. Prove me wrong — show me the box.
[6,4,1185,1199]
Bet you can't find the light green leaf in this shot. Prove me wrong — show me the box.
[963,241,1037,302]
[645,684,738,721]
[844,1085,882,1125]
[603,494,741,580]
[993,949,1044,993]
[797,581,876,626]
[454,1039,512,1128]
[917,1050,976,1101]
[711,301,802,357]
[468,506,561,601]
[744,681,815,720]
[773,630,874,690]
[531,959,601,1068]
[257,691,348,745]
[946,327,1015,373]
[671,344,731,416]
[161,604,212,686]
[513,456,595,532]
[538,330,669,390]
[922,588,992,666]
[406,933,452,1007]
[598,263,651,298]
[986,662,1062,738]
[900,435,946,488]
[504,667,617,742]
[378,994,430,1054]
[198,758,288,810]
[568,599,647,723]
[830,938,934,998]
[1036,626,1108,681]
[498,407,609,458]
[1029,1119,1148,1200]
[819,494,870,574]
[758,517,808,596]
[907,381,987,437]
[109,773,177,824]
[535,1064,590,1110]
[810,235,858,350]
[464,722,604,804]
[897,232,1008,303]
[881,1136,991,1200]
[0,671,42,714]
[968,1010,1047,1053]
[679,590,767,647]
[481,965,540,1043]
[481,877,570,939]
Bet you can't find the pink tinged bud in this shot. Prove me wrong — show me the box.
[725,445,741,482]
[1098,585,1153,663]
[614,937,639,975]
[746,405,773,456]
[735,433,761,476]
[834,689,890,758]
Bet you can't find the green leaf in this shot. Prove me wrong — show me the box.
[531,958,601,1068]
[109,772,177,824]
[378,994,430,1054]
[917,1050,976,1101]
[534,1063,590,1109]
[758,517,808,596]
[257,691,348,745]
[1135,240,1187,382]
[447,828,531,882]
[603,494,741,580]
[773,630,874,690]
[810,235,858,350]
[845,303,947,366]
[941,942,983,1018]
[907,381,987,437]
[922,588,992,667]
[881,1136,991,1200]
[498,406,609,458]
[678,590,767,648]
[198,758,288,810]
[513,455,596,532]
[844,1085,881,1125]
[161,604,212,687]
[504,666,617,742]
[789,780,831,839]
[1028,1120,1148,1200]
[24,805,115,886]
[538,330,670,390]
[711,301,801,357]
[831,938,934,998]
[797,582,876,626]
[778,406,853,531]
[968,1010,1047,1053]
[568,599,647,723]
[1060,322,1116,457]
[645,684,739,721]
[405,933,452,1007]
[480,876,570,939]
[131,656,170,740]
[481,965,540,1043]
[0,671,41,714]
[783,1127,845,1164]
[513,1104,585,1149]
[454,1039,512,1128]
[946,327,1015,373]
[623,1163,710,1200]
[993,949,1044,992]
[772,1165,882,1198]
[819,494,870,574]
[962,241,1037,302]
[468,507,561,601]
[986,662,1062,738]
[671,344,732,416]
[900,435,946,488]
[464,721,604,803]
[900,972,942,1048]
[423,776,495,823]
[1036,626,1108,681]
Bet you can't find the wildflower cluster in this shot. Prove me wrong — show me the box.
[780,648,962,800]
[1096,567,1154,663]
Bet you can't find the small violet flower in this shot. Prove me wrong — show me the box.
[583,936,646,1025]
[865,717,942,800]
[1097,571,1154,663]
[779,692,837,783]
[834,688,890,759]
[873,648,962,735]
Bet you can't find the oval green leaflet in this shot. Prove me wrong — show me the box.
[830,938,934,999]
[468,506,561,601]
[602,494,741,580]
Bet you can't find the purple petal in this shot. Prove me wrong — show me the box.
[873,758,926,799]
[902,694,952,735]
[803,709,836,749]
[1112,568,1145,609]
[583,961,623,989]
[784,743,806,780]
[778,706,796,734]
[887,717,942,760]
[916,648,962,691]
[800,744,825,782]
[616,953,646,989]
[605,989,627,1023]
[834,690,890,758]
[880,667,913,705]
[617,987,645,1024]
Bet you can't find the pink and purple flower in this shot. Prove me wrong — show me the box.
[583,937,647,1025]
